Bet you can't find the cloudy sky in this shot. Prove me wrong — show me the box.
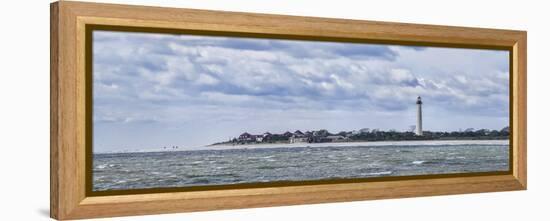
[92,30,509,152]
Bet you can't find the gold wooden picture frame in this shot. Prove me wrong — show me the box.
[50,1,527,220]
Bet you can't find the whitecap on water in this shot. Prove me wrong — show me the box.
[446,156,467,160]
[95,164,118,169]
[412,160,425,165]
[367,171,393,176]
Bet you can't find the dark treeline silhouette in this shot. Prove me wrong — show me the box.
[348,127,509,142]
[212,126,510,145]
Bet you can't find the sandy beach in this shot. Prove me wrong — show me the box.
[95,139,509,154]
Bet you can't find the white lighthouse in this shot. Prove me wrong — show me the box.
[416,96,423,136]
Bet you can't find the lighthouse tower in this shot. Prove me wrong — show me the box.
[416,96,423,136]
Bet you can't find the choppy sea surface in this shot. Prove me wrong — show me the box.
[93,140,509,191]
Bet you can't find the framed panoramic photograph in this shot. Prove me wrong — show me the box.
[50,1,527,220]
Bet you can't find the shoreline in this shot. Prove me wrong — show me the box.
[94,139,509,154]
[208,137,508,147]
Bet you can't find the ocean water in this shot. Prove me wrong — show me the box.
[93,142,509,191]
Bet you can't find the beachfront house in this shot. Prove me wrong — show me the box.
[289,130,308,143]
[238,132,253,142]
[325,135,348,142]
[261,132,272,142]
[283,131,293,138]
[237,132,272,143]
[290,136,308,143]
